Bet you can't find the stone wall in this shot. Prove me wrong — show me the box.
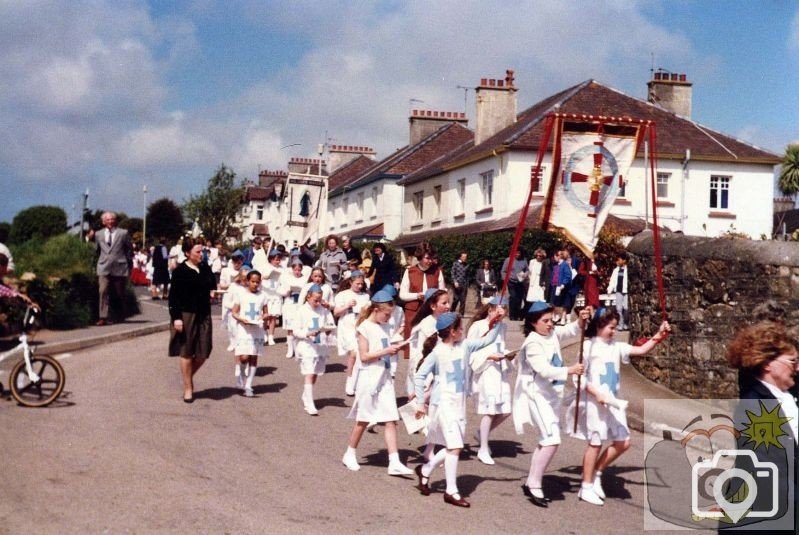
[626,231,799,398]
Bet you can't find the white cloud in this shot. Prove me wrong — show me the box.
[790,10,799,50]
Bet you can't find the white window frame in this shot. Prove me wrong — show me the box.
[657,172,670,199]
[413,191,424,221]
[709,175,730,210]
[256,204,264,221]
[481,170,494,207]
[457,178,466,213]
[433,185,442,218]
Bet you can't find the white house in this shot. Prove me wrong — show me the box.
[326,113,473,242]
[394,70,780,248]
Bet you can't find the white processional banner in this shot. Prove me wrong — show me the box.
[545,122,641,256]
[279,173,328,248]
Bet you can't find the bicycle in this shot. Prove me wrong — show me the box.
[0,306,66,407]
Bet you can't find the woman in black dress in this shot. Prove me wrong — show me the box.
[168,238,217,403]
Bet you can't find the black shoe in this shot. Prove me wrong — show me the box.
[521,485,549,507]
[415,465,430,496]
[183,395,194,403]
[443,492,470,508]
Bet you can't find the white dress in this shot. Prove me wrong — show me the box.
[414,327,499,449]
[406,315,437,397]
[566,338,631,444]
[525,259,546,302]
[233,288,269,357]
[347,320,400,423]
[222,283,244,348]
[279,269,310,329]
[260,264,284,317]
[512,321,581,446]
[334,289,371,356]
[468,320,512,415]
[293,303,337,376]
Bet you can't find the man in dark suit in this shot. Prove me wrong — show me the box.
[92,211,132,325]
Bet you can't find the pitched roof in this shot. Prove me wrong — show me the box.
[330,122,474,196]
[403,80,778,185]
[343,222,385,240]
[392,204,647,248]
[327,155,375,192]
[243,185,274,202]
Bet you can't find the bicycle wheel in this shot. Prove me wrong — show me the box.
[9,355,66,407]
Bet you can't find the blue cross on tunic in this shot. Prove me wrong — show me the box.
[550,353,565,386]
[380,337,391,368]
[245,302,260,322]
[599,361,619,395]
[446,358,465,393]
[311,317,320,343]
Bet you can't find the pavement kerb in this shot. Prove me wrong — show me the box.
[38,321,171,356]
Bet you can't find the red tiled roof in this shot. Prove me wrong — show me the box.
[327,155,375,192]
[331,122,474,195]
[244,185,274,202]
[345,222,385,239]
[251,223,269,237]
[392,204,647,248]
[416,80,778,180]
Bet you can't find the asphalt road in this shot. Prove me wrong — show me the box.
[1,322,659,534]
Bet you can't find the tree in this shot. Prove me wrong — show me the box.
[9,205,67,244]
[0,222,10,243]
[146,198,185,244]
[183,164,244,242]
[779,144,799,201]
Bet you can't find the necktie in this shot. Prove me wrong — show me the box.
[106,229,112,246]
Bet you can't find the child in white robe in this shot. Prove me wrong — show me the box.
[261,249,284,346]
[412,311,503,508]
[333,270,371,396]
[279,258,311,359]
[566,307,670,505]
[293,284,337,415]
[467,295,512,465]
[231,270,269,397]
[512,301,588,507]
[341,290,413,475]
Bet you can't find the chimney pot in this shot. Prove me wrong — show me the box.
[671,73,678,81]
[481,78,487,86]
[679,74,686,81]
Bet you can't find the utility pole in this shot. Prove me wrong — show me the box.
[456,85,471,116]
[80,188,89,241]
[142,184,148,247]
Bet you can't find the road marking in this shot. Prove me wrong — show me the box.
[55,353,73,360]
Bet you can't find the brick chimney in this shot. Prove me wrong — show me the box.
[327,145,377,173]
[287,157,327,176]
[647,71,692,118]
[408,110,468,146]
[474,69,518,146]
[258,169,288,187]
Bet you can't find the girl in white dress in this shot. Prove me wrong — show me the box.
[341,290,413,475]
[378,284,405,379]
[334,270,371,396]
[219,253,245,351]
[406,289,450,399]
[293,284,337,415]
[512,301,588,507]
[467,295,513,465]
[567,308,670,505]
[230,270,269,397]
[279,258,311,359]
[413,311,503,508]
[261,249,284,346]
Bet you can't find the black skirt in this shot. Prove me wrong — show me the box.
[168,312,212,358]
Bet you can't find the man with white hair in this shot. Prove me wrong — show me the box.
[91,211,132,326]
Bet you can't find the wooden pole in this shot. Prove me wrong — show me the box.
[573,323,586,434]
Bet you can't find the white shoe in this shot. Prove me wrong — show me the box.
[285,351,294,359]
[342,453,360,471]
[267,335,275,346]
[477,449,495,465]
[236,375,245,390]
[244,387,254,397]
[578,487,604,506]
[387,463,414,476]
[593,477,606,499]
[345,375,355,396]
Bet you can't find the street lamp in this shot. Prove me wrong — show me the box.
[142,185,147,247]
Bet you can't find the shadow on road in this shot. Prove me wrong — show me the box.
[194,382,288,400]
[316,396,347,409]
[255,366,277,377]
[325,363,346,374]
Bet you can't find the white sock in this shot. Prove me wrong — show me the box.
[234,364,241,378]
[388,452,400,465]
[245,363,256,389]
[422,442,435,462]
[424,447,447,476]
[480,415,492,452]
[527,445,557,489]
[286,335,294,355]
[303,383,313,401]
[582,482,594,490]
[444,451,459,495]
[345,446,357,458]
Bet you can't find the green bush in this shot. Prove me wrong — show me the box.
[13,234,95,279]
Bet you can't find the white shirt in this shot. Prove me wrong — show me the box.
[758,379,799,442]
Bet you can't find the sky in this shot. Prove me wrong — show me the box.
[1,0,798,224]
